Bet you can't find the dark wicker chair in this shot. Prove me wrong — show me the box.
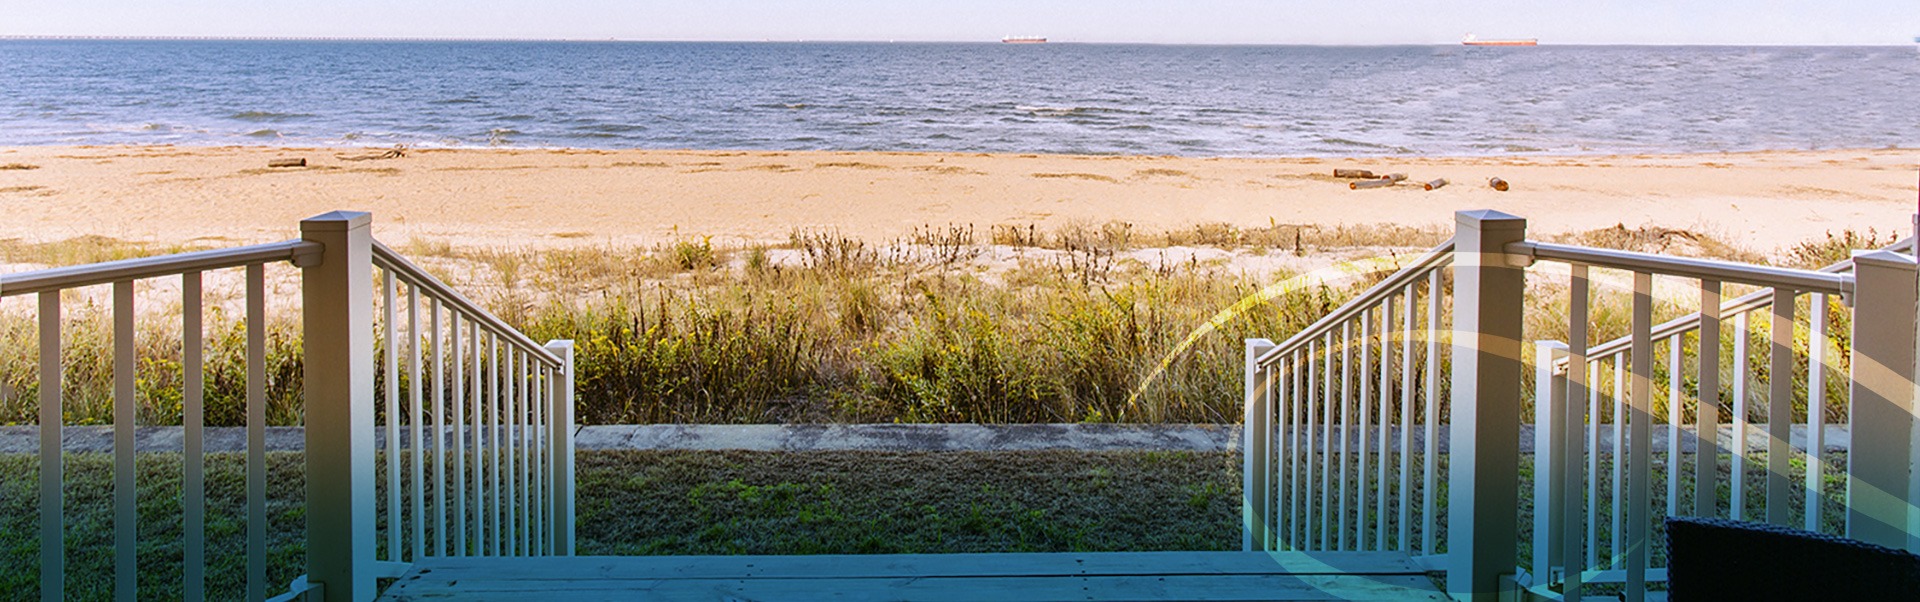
[1665,516,1920,600]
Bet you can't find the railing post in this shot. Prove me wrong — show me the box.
[1243,338,1276,551]
[1532,341,1568,586]
[302,211,376,602]
[544,340,577,556]
[1447,209,1528,601]
[1845,250,1917,548]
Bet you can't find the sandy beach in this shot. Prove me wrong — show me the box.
[0,145,1913,253]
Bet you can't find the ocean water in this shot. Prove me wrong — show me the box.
[1,40,1915,156]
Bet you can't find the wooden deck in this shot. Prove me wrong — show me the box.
[379,551,1445,601]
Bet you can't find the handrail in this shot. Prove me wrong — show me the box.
[1510,241,1850,295]
[370,239,562,368]
[1256,238,1455,366]
[1565,236,1912,362]
[0,239,322,297]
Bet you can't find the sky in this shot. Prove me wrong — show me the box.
[4,0,1916,45]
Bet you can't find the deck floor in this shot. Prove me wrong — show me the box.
[379,550,1445,601]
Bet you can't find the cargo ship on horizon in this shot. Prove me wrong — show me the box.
[1002,36,1047,44]
[1462,33,1537,46]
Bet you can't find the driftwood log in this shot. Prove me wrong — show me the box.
[1332,168,1375,179]
[1488,177,1509,191]
[267,158,306,168]
[1423,178,1448,191]
[1350,179,1394,190]
[1379,173,1407,183]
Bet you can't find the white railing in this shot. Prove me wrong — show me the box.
[1528,236,1913,600]
[1245,209,1920,602]
[2,211,575,602]
[1242,239,1454,557]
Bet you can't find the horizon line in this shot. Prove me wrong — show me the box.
[1,34,1913,47]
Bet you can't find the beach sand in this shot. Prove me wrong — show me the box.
[0,145,1912,253]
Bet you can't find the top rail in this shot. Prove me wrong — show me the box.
[1511,241,1850,295]
[1567,236,1912,362]
[0,239,322,297]
[1256,239,1454,366]
[370,240,562,368]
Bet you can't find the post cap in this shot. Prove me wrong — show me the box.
[300,211,372,232]
[1850,249,1918,271]
[1455,209,1526,230]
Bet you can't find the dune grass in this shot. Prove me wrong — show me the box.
[0,223,1886,426]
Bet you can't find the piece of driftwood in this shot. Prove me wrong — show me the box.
[1488,177,1509,191]
[338,146,407,162]
[1379,173,1407,183]
[267,158,306,168]
[1423,178,1448,191]
[1350,179,1395,190]
[1332,168,1375,179]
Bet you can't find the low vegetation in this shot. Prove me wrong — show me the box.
[0,223,1890,426]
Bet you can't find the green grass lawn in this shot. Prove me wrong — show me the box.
[0,446,1854,600]
[0,449,1242,601]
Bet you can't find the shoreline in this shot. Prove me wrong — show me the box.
[0,144,1913,254]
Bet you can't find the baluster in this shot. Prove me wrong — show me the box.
[1339,320,1353,551]
[1322,332,1334,551]
[1398,287,1414,551]
[1564,264,1589,598]
[1628,272,1653,599]
[432,299,447,555]
[1586,359,1600,568]
[183,272,206,601]
[1421,271,1440,556]
[38,291,64,602]
[410,284,425,560]
[383,270,400,561]
[114,280,136,602]
[1358,310,1372,551]
[491,332,503,557]
[1805,293,1828,532]
[1667,333,1681,519]
[1696,281,1721,519]
[1732,311,1749,521]
[470,319,484,555]
[452,314,468,555]
[1377,296,1393,552]
[1305,339,1320,550]
[1611,352,1624,568]
[504,346,517,556]
[245,265,267,598]
[1766,290,1796,526]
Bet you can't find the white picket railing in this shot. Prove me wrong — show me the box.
[1242,239,1454,558]
[2,211,575,602]
[1245,210,1920,602]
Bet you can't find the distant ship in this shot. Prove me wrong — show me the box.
[1462,33,1537,46]
[1002,36,1047,44]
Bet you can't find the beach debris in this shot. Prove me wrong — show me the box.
[267,158,307,168]
[1350,179,1395,190]
[1488,177,1509,191]
[1379,173,1408,183]
[1423,178,1449,191]
[1332,168,1375,179]
[338,145,408,161]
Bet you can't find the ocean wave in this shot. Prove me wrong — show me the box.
[244,128,282,138]
[1014,105,1147,116]
[230,111,314,122]
[1318,137,1413,153]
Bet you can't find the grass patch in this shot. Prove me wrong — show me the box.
[0,449,1239,598]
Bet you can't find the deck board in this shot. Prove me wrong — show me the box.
[380,551,1447,601]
